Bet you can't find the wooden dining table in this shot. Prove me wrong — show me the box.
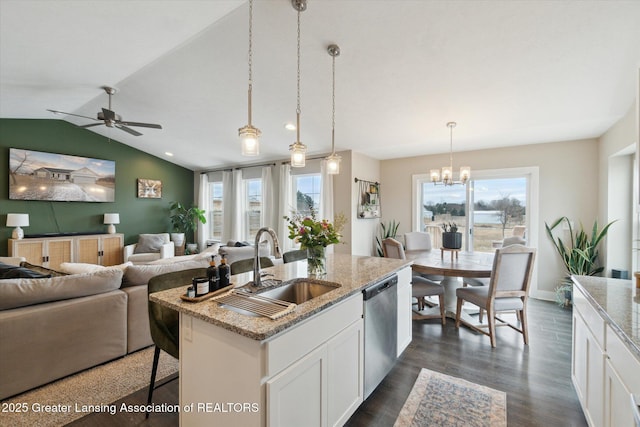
[408,249,495,320]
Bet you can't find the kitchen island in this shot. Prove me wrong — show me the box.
[150,254,413,427]
[570,275,639,427]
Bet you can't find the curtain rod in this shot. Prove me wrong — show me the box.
[200,162,276,174]
[354,177,380,185]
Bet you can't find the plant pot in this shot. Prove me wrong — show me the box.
[170,233,185,247]
[442,232,462,249]
[185,243,198,255]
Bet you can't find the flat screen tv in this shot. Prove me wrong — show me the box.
[9,148,115,202]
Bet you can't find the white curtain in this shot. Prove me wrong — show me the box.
[320,160,335,254]
[261,166,275,230]
[231,169,244,241]
[278,164,293,252]
[221,170,234,244]
[197,173,209,251]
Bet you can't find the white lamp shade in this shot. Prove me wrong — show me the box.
[103,213,120,225]
[6,213,29,227]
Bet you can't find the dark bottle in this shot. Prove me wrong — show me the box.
[207,256,220,291]
[218,255,230,289]
[193,277,209,297]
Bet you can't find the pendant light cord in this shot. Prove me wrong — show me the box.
[296,7,301,142]
[331,51,336,154]
[247,0,254,125]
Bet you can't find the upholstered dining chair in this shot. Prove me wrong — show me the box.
[404,231,444,282]
[382,238,445,324]
[230,257,274,275]
[147,267,207,418]
[283,249,307,263]
[455,244,536,347]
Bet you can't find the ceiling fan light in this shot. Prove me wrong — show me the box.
[239,125,261,156]
[326,153,341,175]
[289,141,307,167]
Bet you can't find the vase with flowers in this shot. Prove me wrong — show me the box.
[284,208,344,276]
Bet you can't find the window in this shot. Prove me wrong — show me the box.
[293,174,321,215]
[245,178,262,241]
[209,181,223,241]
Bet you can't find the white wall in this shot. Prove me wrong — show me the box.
[333,150,353,255]
[350,151,381,256]
[381,138,599,297]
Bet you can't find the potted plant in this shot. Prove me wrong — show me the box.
[375,220,400,257]
[441,222,462,249]
[169,202,206,254]
[545,216,616,306]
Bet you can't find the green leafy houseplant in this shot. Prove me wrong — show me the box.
[375,220,400,257]
[169,202,206,238]
[545,216,616,306]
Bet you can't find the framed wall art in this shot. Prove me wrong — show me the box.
[137,178,162,198]
[9,148,115,202]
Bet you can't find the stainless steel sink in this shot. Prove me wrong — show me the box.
[258,278,341,304]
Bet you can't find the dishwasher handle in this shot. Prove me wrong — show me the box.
[363,274,398,300]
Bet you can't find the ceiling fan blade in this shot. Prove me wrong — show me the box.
[79,123,105,129]
[118,121,162,129]
[101,108,116,121]
[47,109,98,121]
[115,124,143,136]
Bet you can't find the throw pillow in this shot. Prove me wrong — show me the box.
[0,262,50,279]
[133,234,168,254]
[19,262,68,277]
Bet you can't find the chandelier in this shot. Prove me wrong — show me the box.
[238,0,261,156]
[430,122,470,186]
[325,44,341,175]
[289,0,307,167]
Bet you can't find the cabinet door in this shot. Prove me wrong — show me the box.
[77,237,100,264]
[10,240,45,265]
[100,235,123,266]
[605,359,634,427]
[397,267,412,356]
[267,345,327,427]
[327,319,363,427]
[45,239,72,270]
[572,311,588,406]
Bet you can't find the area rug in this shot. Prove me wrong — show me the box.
[394,368,507,427]
[0,347,178,427]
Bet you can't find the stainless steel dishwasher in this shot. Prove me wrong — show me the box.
[363,274,398,399]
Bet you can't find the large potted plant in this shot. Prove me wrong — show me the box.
[545,216,615,306]
[169,202,206,254]
[441,222,462,249]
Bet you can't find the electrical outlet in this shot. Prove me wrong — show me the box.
[183,315,192,342]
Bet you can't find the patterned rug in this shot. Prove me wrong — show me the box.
[394,368,507,427]
[0,347,178,427]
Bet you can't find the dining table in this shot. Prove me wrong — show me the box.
[407,249,495,321]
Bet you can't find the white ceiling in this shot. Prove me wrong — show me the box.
[1,0,639,171]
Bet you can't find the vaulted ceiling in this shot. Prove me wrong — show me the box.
[1,0,639,170]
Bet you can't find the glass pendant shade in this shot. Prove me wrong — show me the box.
[430,169,440,183]
[326,153,341,175]
[239,125,261,156]
[290,141,307,167]
[459,166,471,183]
[441,166,452,184]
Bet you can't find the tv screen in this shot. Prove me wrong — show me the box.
[9,148,115,202]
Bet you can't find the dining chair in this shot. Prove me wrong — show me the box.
[283,249,307,263]
[230,257,274,275]
[404,231,444,282]
[382,238,445,324]
[147,267,207,418]
[455,244,536,347]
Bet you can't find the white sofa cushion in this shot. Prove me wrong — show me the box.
[0,268,124,311]
[59,262,133,275]
[122,259,209,287]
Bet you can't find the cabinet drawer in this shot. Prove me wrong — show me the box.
[606,325,640,393]
[573,286,605,348]
[266,294,362,378]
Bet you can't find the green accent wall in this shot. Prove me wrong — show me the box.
[0,119,195,256]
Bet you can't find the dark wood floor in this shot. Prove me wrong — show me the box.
[70,299,587,427]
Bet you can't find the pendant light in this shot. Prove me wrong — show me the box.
[238,0,261,156]
[430,122,470,186]
[289,0,307,167]
[325,44,341,175]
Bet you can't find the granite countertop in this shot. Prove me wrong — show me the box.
[571,275,639,359]
[150,253,411,341]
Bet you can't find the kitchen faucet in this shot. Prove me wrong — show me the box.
[250,227,282,289]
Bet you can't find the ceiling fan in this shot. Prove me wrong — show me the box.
[47,86,162,136]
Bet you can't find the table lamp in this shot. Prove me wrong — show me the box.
[104,213,120,234]
[7,213,29,239]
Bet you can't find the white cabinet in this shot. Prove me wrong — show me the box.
[397,267,412,356]
[572,300,605,427]
[604,324,640,427]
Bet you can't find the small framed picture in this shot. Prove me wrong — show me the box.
[137,178,162,198]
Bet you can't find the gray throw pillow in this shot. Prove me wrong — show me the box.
[134,234,167,254]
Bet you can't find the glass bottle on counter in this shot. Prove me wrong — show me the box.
[218,254,230,289]
[207,256,220,291]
